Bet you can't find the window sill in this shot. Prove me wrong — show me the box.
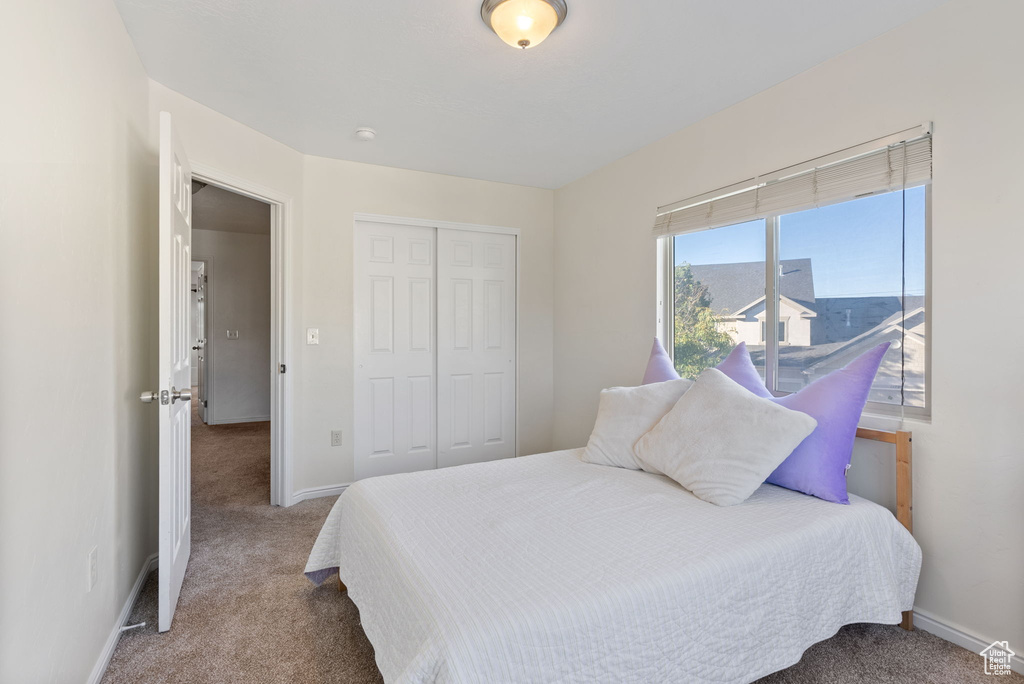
[860,406,931,429]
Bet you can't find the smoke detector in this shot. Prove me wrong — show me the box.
[355,127,377,141]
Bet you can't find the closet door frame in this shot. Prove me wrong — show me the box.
[353,213,521,470]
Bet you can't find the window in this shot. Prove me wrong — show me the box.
[761,320,787,344]
[671,219,764,380]
[657,131,930,416]
[777,188,927,408]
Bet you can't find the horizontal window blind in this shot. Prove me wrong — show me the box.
[653,132,932,237]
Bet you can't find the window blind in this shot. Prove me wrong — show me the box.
[652,131,932,237]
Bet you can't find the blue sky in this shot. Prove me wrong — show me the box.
[674,186,926,298]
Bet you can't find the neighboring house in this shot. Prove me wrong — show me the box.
[688,259,926,407]
[691,259,818,347]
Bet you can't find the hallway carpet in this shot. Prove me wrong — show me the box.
[102,402,1016,683]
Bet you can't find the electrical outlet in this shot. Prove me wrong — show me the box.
[88,547,98,592]
[331,430,343,447]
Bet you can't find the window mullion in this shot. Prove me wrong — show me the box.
[658,237,675,360]
[765,217,780,392]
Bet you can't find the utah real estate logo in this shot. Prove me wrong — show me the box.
[981,641,1015,676]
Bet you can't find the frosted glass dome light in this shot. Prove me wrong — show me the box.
[481,0,567,50]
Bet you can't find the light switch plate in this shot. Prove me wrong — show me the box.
[307,328,320,345]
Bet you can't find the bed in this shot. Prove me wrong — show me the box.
[305,430,920,684]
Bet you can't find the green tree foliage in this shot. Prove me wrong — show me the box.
[673,263,735,378]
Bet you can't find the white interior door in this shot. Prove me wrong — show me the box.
[354,221,436,479]
[156,111,192,632]
[436,229,516,468]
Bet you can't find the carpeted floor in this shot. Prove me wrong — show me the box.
[102,399,1018,683]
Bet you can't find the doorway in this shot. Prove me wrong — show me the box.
[190,183,272,502]
[190,166,292,507]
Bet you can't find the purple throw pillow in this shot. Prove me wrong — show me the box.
[715,342,771,397]
[642,339,680,384]
[717,342,890,504]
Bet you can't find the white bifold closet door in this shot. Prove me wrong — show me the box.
[354,222,437,480]
[436,228,517,468]
[354,221,516,481]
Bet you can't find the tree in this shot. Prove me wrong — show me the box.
[673,263,735,378]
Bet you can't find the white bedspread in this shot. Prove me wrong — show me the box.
[305,449,921,684]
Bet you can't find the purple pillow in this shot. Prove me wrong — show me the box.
[717,342,890,504]
[642,339,680,384]
[715,342,771,397]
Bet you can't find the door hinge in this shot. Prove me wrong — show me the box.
[279,364,286,374]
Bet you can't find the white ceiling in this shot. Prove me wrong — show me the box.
[115,0,947,189]
[193,184,271,235]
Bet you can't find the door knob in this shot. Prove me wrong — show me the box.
[171,387,192,403]
[141,389,170,405]
[140,388,190,404]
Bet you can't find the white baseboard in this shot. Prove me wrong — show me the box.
[87,552,158,684]
[914,607,1023,675]
[291,482,350,504]
[208,415,271,425]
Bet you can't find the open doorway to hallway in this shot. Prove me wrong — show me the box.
[189,182,273,503]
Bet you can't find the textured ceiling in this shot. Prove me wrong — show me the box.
[115,0,948,189]
[193,184,271,235]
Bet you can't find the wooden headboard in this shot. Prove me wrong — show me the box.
[855,426,913,631]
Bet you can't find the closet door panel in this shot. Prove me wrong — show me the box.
[437,229,516,468]
[354,222,436,480]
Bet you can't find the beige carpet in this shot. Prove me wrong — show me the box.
[103,401,1018,683]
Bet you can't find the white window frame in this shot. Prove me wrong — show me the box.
[658,186,932,420]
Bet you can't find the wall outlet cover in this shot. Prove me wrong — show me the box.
[331,430,343,447]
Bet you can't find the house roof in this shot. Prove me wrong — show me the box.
[721,294,817,319]
[748,307,926,369]
[688,259,815,316]
[812,295,925,343]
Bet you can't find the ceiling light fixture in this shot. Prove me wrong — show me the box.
[481,0,567,50]
[355,127,376,141]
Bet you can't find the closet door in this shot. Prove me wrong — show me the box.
[354,221,436,480]
[436,229,517,468]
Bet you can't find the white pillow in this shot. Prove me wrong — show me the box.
[581,379,694,470]
[634,369,817,506]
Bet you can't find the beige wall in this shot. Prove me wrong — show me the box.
[0,1,156,682]
[150,83,556,493]
[193,229,272,424]
[553,0,1023,657]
